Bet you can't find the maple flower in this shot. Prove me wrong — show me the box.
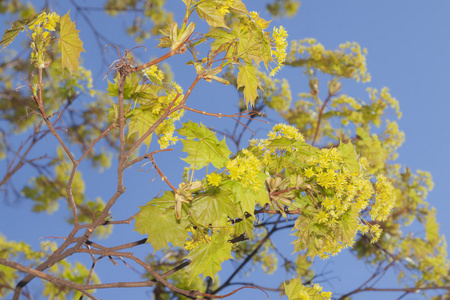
[144,65,165,81]
[207,173,222,186]
[226,149,261,189]
[270,26,288,76]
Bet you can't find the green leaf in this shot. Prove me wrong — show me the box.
[337,140,360,174]
[233,214,254,239]
[127,108,158,148]
[237,63,261,107]
[336,206,358,244]
[230,0,249,14]
[425,208,439,245]
[284,278,330,300]
[177,121,231,169]
[190,184,239,228]
[0,12,40,51]
[58,11,85,74]
[134,192,190,252]
[207,27,236,53]
[231,173,269,214]
[284,278,304,300]
[184,231,233,283]
[196,2,229,29]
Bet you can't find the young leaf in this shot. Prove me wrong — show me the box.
[0,12,40,51]
[196,2,229,29]
[425,208,439,246]
[237,63,261,107]
[184,231,233,283]
[134,192,190,252]
[189,184,239,228]
[58,11,85,74]
[231,173,269,215]
[177,121,231,169]
[337,140,359,174]
[127,108,158,148]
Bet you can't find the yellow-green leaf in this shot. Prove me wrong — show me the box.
[426,208,440,246]
[237,63,261,107]
[0,12,41,51]
[184,231,232,284]
[57,11,85,74]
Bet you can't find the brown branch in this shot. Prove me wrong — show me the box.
[200,286,269,299]
[125,148,173,169]
[85,238,147,252]
[0,126,48,188]
[77,123,114,163]
[1,258,98,300]
[183,106,264,121]
[339,285,450,299]
[212,217,281,294]
[311,93,334,146]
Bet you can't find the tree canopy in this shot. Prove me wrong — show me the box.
[0,0,448,299]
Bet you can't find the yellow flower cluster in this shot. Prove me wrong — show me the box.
[268,123,305,142]
[250,124,305,165]
[249,11,267,29]
[289,39,371,82]
[226,149,261,189]
[371,175,395,221]
[184,227,211,251]
[218,0,234,15]
[367,87,402,119]
[310,148,375,218]
[300,147,394,258]
[206,172,222,186]
[29,12,60,40]
[270,26,288,76]
[144,65,165,82]
[154,82,184,149]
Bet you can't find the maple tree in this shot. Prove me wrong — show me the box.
[0,0,449,299]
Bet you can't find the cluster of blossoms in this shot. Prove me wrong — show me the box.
[29,12,60,40]
[184,227,211,251]
[268,123,305,141]
[226,149,261,189]
[289,39,371,82]
[372,175,396,221]
[367,87,402,119]
[154,82,184,149]
[249,11,267,29]
[206,172,222,186]
[144,65,165,82]
[270,26,288,76]
[302,147,395,257]
[218,0,235,15]
[251,123,305,164]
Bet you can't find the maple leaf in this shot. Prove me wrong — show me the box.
[58,11,85,74]
[337,140,360,174]
[237,63,261,107]
[190,183,239,228]
[184,231,233,283]
[134,192,190,252]
[0,12,40,51]
[177,121,231,169]
[196,2,229,29]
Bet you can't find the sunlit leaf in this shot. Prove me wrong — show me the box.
[58,11,85,74]
[177,121,231,169]
[184,231,232,283]
[134,192,190,252]
[0,12,40,51]
[237,63,261,107]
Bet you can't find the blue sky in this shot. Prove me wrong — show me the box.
[1,1,449,299]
